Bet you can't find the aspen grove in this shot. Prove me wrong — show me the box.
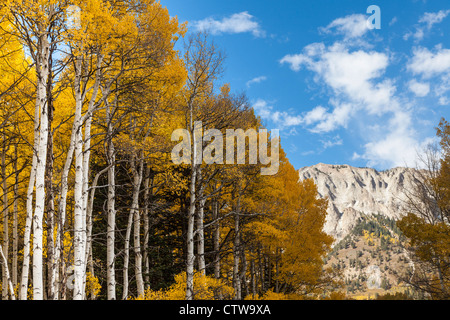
[0,0,337,300]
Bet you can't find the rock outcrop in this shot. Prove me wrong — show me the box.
[298,163,418,242]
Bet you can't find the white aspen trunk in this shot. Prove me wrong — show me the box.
[80,115,91,300]
[233,196,241,300]
[54,123,75,300]
[32,99,49,301]
[72,57,85,300]
[212,200,221,279]
[80,54,102,299]
[196,203,206,274]
[196,167,206,276]
[85,183,95,300]
[45,94,56,300]
[0,244,15,300]
[46,193,56,300]
[12,143,18,288]
[53,52,102,299]
[19,38,45,298]
[122,210,133,300]
[186,168,196,300]
[106,157,116,300]
[185,110,198,300]
[123,108,137,301]
[132,157,145,298]
[105,99,116,300]
[251,259,256,296]
[66,50,102,301]
[32,31,50,300]
[142,169,151,289]
[1,138,10,300]
[19,128,37,299]
[73,122,85,300]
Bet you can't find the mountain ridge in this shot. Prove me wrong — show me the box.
[298,163,419,242]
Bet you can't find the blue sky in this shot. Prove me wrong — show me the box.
[161,0,450,170]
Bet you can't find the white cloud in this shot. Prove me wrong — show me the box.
[279,53,314,72]
[277,13,444,169]
[408,79,430,97]
[281,42,394,119]
[321,135,343,149]
[389,17,398,26]
[302,105,327,125]
[252,99,274,120]
[251,99,304,128]
[320,14,369,39]
[351,152,362,161]
[434,74,450,105]
[357,111,420,168]
[403,25,424,42]
[312,102,355,133]
[404,10,450,41]
[280,41,395,135]
[275,112,303,127]
[246,76,267,88]
[438,96,450,105]
[407,45,450,103]
[408,46,450,78]
[279,15,438,169]
[192,12,265,37]
[419,10,450,29]
[301,150,315,156]
[412,28,425,41]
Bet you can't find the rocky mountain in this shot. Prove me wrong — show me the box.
[298,163,418,242]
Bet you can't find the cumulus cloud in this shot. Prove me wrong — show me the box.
[320,14,369,39]
[419,9,450,29]
[311,102,355,133]
[321,135,343,149]
[408,79,430,97]
[281,41,394,124]
[356,111,420,168]
[408,46,450,78]
[251,99,304,128]
[279,15,438,169]
[252,99,274,120]
[279,54,312,72]
[192,12,265,37]
[404,9,450,41]
[302,106,328,125]
[407,45,450,104]
[434,74,450,105]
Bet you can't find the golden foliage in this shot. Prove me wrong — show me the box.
[137,272,234,300]
[85,272,101,299]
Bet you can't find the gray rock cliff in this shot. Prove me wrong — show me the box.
[298,163,418,242]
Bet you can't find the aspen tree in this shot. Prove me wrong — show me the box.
[62,0,138,299]
[3,0,61,299]
[181,32,225,299]
[397,118,450,299]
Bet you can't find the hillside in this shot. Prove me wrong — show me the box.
[298,163,421,298]
[324,214,416,298]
